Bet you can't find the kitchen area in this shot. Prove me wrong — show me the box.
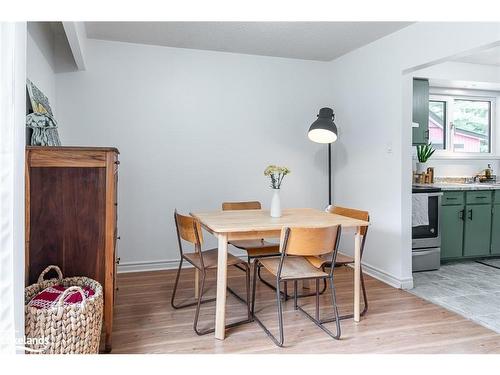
[409,48,500,333]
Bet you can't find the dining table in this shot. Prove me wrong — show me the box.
[190,207,370,340]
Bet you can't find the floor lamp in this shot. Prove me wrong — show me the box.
[307,107,338,211]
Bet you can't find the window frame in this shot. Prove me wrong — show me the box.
[428,99,447,150]
[429,92,496,158]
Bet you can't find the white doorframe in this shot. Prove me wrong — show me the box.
[0,21,26,354]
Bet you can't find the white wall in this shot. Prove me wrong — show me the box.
[325,22,500,288]
[0,21,26,354]
[27,22,56,114]
[55,39,332,271]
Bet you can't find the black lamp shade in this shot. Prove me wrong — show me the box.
[308,107,338,144]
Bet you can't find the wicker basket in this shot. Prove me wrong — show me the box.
[25,265,103,354]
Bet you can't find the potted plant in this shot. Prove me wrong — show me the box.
[416,143,435,174]
[264,165,290,218]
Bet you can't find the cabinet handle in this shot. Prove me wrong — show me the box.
[459,210,464,220]
[468,209,473,220]
[447,197,458,200]
[476,196,487,199]
[117,236,121,240]
[115,160,120,165]
[116,257,121,265]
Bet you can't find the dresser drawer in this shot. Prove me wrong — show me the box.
[442,191,464,206]
[466,190,492,204]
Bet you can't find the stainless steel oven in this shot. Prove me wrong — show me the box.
[412,186,442,272]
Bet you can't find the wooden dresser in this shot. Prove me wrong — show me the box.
[25,146,119,352]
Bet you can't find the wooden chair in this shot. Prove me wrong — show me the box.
[251,225,342,347]
[171,210,251,335]
[222,201,285,295]
[322,206,370,319]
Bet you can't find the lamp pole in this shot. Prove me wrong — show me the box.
[328,143,332,206]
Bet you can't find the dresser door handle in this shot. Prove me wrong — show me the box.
[468,209,473,220]
[459,210,464,220]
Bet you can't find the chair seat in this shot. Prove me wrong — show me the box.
[183,249,245,270]
[259,256,329,280]
[335,252,354,265]
[229,240,280,258]
[305,252,354,268]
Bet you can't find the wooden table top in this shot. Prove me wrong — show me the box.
[191,208,369,234]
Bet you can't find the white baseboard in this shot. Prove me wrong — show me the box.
[356,262,414,290]
[119,258,414,290]
[117,259,181,273]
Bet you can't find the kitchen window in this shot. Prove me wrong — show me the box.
[429,94,495,154]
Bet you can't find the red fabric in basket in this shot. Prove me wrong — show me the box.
[28,285,95,309]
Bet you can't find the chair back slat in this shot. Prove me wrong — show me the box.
[222,201,261,211]
[330,206,369,236]
[174,211,203,245]
[280,226,340,256]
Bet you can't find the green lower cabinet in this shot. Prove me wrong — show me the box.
[491,204,500,255]
[463,204,492,257]
[441,205,464,259]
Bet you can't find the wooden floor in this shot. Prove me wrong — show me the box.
[111,266,500,354]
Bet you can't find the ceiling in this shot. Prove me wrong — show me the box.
[453,45,500,66]
[85,22,412,62]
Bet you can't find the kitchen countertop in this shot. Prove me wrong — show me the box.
[413,183,500,191]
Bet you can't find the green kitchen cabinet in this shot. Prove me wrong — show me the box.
[412,78,429,146]
[441,204,464,259]
[491,204,500,255]
[463,204,492,257]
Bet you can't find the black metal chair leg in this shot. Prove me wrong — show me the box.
[315,279,320,321]
[360,268,368,316]
[276,279,285,346]
[293,280,298,310]
[329,276,341,338]
[320,264,368,321]
[193,271,208,335]
[252,272,285,347]
[194,266,253,336]
[170,258,183,308]
[171,259,216,309]
[251,261,258,316]
[295,276,341,340]
[245,263,251,320]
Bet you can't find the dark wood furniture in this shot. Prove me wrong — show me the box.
[25,146,119,352]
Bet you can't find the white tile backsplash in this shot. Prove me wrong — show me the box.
[425,159,499,178]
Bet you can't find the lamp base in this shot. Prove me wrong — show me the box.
[324,204,332,213]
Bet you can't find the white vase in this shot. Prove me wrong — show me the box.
[416,162,427,174]
[270,189,282,218]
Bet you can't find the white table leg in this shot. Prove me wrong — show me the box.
[194,269,199,299]
[215,233,228,340]
[354,227,361,322]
